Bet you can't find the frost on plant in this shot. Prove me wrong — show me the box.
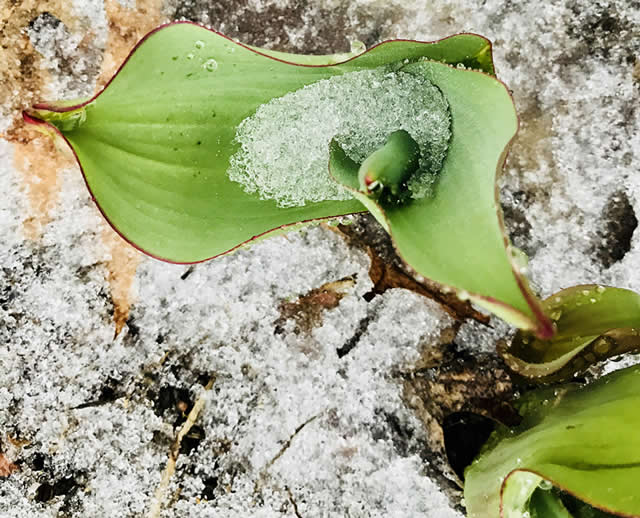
[228,67,451,207]
[25,23,551,334]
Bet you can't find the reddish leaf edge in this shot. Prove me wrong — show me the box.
[23,22,553,337]
[326,61,553,339]
[21,22,497,264]
[22,25,554,339]
[22,110,364,265]
[499,468,640,518]
[28,21,497,113]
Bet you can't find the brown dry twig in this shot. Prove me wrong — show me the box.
[147,377,215,518]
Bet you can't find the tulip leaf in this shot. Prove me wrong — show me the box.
[499,285,640,382]
[465,365,640,518]
[328,60,552,335]
[27,22,553,334]
[26,22,493,263]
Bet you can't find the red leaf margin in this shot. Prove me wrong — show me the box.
[22,22,554,338]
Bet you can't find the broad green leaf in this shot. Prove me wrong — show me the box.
[465,365,640,518]
[500,285,640,382]
[28,23,552,334]
[26,22,493,263]
[329,60,551,335]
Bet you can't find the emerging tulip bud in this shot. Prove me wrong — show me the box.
[358,130,421,197]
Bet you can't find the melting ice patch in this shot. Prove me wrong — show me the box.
[228,67,451,207]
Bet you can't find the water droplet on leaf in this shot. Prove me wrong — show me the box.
[203,58,218,72]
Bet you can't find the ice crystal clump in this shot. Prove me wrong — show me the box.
[228,67,451,207]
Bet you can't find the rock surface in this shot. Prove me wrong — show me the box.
[1,0,639,516]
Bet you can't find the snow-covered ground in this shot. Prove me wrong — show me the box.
[1,0,638,516]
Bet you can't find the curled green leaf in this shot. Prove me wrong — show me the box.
[358,129,421,199]
[329,60,552,336]
[26,22,552,335]
[465,365,640,518]
[25,22,493,263]
[500,285,640,382]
